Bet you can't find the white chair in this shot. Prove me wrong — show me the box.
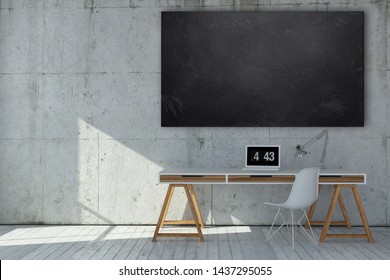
[264,167,320,250]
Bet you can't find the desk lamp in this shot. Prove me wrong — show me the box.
[295,130,328,168]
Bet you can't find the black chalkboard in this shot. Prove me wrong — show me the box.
[161,11,364,127]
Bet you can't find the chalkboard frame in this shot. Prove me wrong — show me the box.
[161,11,365,127]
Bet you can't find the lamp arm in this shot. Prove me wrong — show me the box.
[295,130,329,168]
[319,131,328,167]
[299,130,328,150]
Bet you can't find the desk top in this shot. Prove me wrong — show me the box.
[160,168,365,176]
[159,168,366,185]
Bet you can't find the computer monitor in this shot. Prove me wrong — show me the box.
[244,145,281,170]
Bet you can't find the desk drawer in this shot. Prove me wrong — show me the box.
[160,175,226,183]
[228,175,295,183]
[319,175,365,183]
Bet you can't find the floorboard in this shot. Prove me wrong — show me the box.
[226,226,244,260]
[0,225,389,260]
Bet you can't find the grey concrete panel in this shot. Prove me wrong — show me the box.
[387,138,390,225]
[0,75,42,139]
[388,71,390,136]
[364,68,387,136]
[97,0,156,8]
[212,183,291,225]
[156,0,208,7]
[42,0,94,9]
[0,7,43,73]
[156,127,270,141]
[98,138,214,224]
[42,74,98,139]
[97,0,134,8]
[184,127,270,140]
[0,140,42,223]
[387,0,390,71]
[87,73,159,140]
[98,139,161,224]
[43,8,93,73]
[89,7,159,73]
[42,139,99,223]
[155,137,227,171]
[0,0,44,9]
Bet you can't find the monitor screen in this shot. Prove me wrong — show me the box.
[245,145,280,169]
[161,11,364,127]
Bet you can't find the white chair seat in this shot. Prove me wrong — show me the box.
[264,167,320,250]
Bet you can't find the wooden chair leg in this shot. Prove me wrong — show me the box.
[320,185,341,242]
[188,184,205,228]
[152,185,175,242]
[184,185,205,241]
[351,186,374,243]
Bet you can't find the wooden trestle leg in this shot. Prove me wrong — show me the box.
[305,184,373,243]
[152,184,205,242]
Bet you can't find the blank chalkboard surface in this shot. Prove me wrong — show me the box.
[161,11,364,127]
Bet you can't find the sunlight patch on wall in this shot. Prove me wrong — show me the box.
[77,119,100,223]
[78,119,164,224]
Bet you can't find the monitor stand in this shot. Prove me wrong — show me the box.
[242,167,280,171]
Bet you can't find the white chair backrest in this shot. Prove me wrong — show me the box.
[282,167,320,209]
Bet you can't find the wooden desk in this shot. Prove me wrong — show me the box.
[152,168,373,243]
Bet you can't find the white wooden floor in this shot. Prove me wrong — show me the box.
[0,225,389,260]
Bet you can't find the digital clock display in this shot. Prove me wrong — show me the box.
[246,146,280,167]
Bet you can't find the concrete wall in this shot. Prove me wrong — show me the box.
[0,0,389,225]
